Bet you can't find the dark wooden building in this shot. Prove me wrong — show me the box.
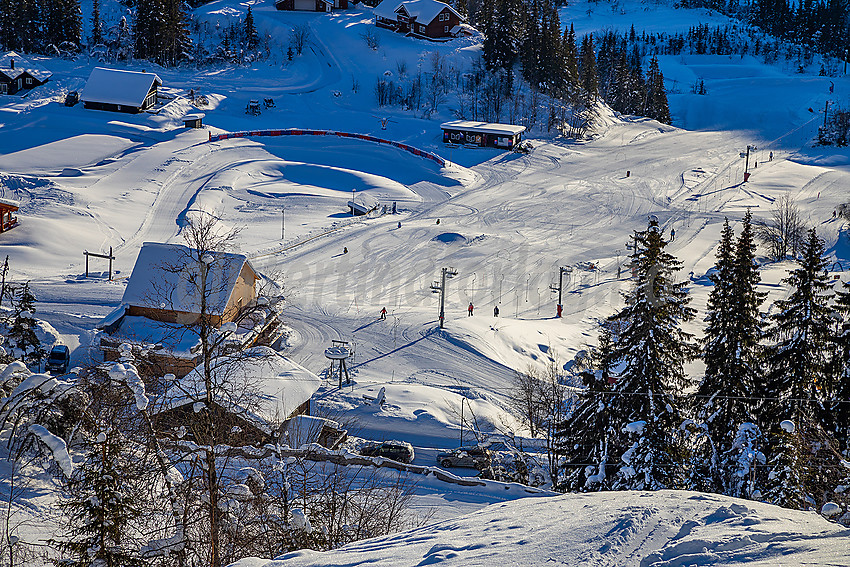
[81,67,161,113]
[0,52,52,95]
[441,120,526,149]
[374,0,464,39]
[275,0,347,12]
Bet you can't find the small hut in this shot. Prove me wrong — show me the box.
[0,198,19,233]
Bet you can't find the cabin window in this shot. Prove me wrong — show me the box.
[444,25,449,32]
[25,77,32,85]
[0,84,6,94]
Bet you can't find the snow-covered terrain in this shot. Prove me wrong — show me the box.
[232,490,850,566]
[2,0,850,561]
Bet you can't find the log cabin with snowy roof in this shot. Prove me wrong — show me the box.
[373,0,465,39]
[0,52,52,95]
[81,67,161,113]
[98,242,282,378]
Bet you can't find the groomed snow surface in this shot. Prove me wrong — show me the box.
[232,491,850,567]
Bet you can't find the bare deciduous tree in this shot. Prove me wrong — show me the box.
[757,195,807,261]
[290,24,310,56]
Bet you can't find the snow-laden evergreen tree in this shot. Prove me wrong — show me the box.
[762,228,834,426]
[695,212,765,493]
[831,278,850,452]
[54,428,144,567]
[90,0,103,46]
[578,34,598,103]
[6,283,45,369]
[644,55,670,124]
[763,420,806,509]
[608,221,697,490]
[244,5,258,50]
[557,327,618,491]
[724,422,766,499]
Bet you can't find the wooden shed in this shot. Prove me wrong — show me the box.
[0,199,19,233]
[81,67,162,113]
[440,120,526,149]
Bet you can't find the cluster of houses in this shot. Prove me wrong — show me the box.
[96,242,347,450]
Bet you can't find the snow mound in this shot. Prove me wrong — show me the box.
[432,232,466,244]
[230,491,849,567]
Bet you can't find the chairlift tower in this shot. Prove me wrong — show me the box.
[549,266,572,318]
[325,340,353,388]
[431,266,458,328]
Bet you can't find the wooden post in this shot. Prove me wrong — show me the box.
[85,252,89,277]
[109,246,113,281]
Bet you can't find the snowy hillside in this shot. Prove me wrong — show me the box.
[232,490,850,566]
[2,0,850,561]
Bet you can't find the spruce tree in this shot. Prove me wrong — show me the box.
[7,282,45,368]
[696,212,766,493]
[645,55,670,124]
[579,34,598,103]
[90,0,103,46]
[831,278,850,451]
[608,221,697,490]
[54,428,144,567]
[763,420,806,509]
[557,326,618,491]
[562,24,579,88]
[762,228,834,426]
[244,5,258,50]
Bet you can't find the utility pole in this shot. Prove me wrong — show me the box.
[281,207,285,240]
[549,266,572,318]
[431,266,458,328]
[742,145,756,182]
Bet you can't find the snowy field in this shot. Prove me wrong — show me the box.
[2,0,850,561]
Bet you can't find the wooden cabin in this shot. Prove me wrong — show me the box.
[0,199,18,233]
[98,242,277,378]
[374,0,464,39]
[81,67,161,113]
[0,52,52,95]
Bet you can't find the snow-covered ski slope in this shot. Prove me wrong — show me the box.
[3,0,850,530]
[232,490,850,566]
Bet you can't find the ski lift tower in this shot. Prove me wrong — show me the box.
[430,266,458,328]
[549,266,572,318]
[325,340,353,388]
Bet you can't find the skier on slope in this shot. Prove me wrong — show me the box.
[380,307,387,319]
[468,302,474,316]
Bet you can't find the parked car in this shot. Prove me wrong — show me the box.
[64,91,79,106]
[45,344,70,374]
[359,441,414,464]
[436,445,491,469]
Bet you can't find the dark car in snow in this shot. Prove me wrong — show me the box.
[436,445,491,469]
[45,344,70,374]
[64,91,79,106]
[359,441,415,464]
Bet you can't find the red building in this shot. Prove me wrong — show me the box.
[374,0,465,39]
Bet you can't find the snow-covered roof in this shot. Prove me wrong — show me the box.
[0,52,52,82]
[281,414,340,449]
[81,67,162,108]
[154,346,322,434]
[121,242,256,316]
[0,197,19,209]
[104,315,202,358]
[441,120,526,136]
[373,0,464,23]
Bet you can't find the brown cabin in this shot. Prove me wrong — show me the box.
[0,199,19,233]
[373,0,464,39]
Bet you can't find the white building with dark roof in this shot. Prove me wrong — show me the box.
[81,67,162,113]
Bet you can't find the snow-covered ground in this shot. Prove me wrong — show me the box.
[3,0,850,559]
[232,490,850,566]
